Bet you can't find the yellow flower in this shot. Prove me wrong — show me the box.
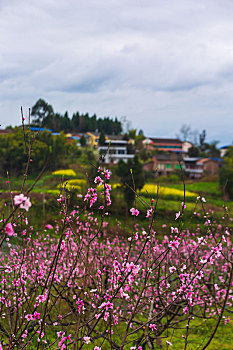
[140,184,197,198]
[52,169,76,177]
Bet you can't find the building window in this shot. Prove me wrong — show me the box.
[158,163,165,169]
[166,164,173,169]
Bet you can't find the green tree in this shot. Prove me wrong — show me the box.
[80,135,87,147]
[99,131,106,146]
[31,98,122,134]
[72,112,80,132]
[138,129,144,136]
[116,156,145,208]
[199,129,207,152]
[31,99,54,125]
[207,141,220,158]
[219,146,233,199]
[128,129,137,140]
[188,146,200,157]
[61,111,71,133]
[0,128,75,176]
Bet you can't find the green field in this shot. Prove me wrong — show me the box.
[1,169,232,233]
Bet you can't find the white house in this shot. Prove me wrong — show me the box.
[98,139,134,164]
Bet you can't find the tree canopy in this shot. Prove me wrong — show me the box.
[31,99,122,135]
[0,128,76,176]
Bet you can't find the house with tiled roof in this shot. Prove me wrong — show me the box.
[197,158,222,176]
[143,137,191,154]
[143,153,183,175]
[148,138,183,153]
[183,157,222,178]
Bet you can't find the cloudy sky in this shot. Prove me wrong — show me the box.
[1,0,233,145]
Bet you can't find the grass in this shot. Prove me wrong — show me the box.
[156,317,233,350]
[2,175,232,233]
[167,181,222,197]
[25,316,233,349]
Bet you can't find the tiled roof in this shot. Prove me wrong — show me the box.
[149,138,183,144]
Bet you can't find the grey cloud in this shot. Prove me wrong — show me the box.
[60,74,115,93]
[0,0,233,145]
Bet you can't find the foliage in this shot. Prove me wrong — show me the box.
[178,125,221,158]
[116,156,145,207]
[199,129,207,151]
[98,130,106,146]
[219,146,233,199]
[126,129,145,148]
[128,129,137,139]
[0,128,77,176]
[139,148,150,161]
[208,141,221,157]
[188,145,200,157]
[31,99,122,134]
[166,174,180,183]
[80,134,87,147]
[31,98,54,125]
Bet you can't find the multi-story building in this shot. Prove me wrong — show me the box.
[143,138,193,155]
[183,157,203,178]
[98,139,134,164]
[183,157,222,178]
[147,138,183,153]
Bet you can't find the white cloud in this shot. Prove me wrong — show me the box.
[0,0,233,145]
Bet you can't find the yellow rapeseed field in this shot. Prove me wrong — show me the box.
[111,183,196,199]
[52,169,76,177]
[57,179,86,192]
[65,179,86,186]
[140,184,197,198]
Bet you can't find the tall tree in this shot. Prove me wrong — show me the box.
[80,134,87,147]
[199,129,207,151]
[31,99,122,134]
[31,99,54,125]
[99,131,106,146]
[72,112,80,132]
